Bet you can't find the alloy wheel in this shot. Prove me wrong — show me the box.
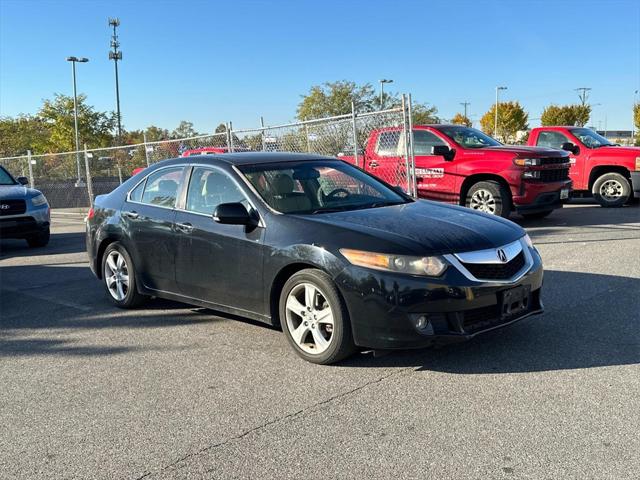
[599,179,624,201]
[104,250,130,301]
[285,283,334,355]
[470,189,497,214]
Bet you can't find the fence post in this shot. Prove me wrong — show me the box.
[260,117,266,152]
[117,165,123,185]
[84,144,94,206]
[226,122,233,152]
[407,93,416,197]
[304,124,311,153]
[27,150,35,188]
[351,101,359,168]
[401,94,411,194]
[143,132,151,167]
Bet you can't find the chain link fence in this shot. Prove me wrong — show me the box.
[0,99,416,208]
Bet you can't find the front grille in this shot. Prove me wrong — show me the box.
[540,168,570,182]
[0,199,26,216]
[463,305,500,330]
[462,251,526,281]
[538,157,570,166]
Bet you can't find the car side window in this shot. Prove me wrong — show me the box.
[536,131,569,149]
[185,167,247,215]
[413,130,447,155]
[139,167,183,208]
[129,181,145,202]
[374,131,401,157]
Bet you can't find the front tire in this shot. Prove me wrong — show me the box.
[101,242,147,308]
[466,180,512,218]
[592,172,631,207]
[279,269,355,365]
[26,227,50,248]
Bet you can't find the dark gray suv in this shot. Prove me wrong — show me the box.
[0,165,50,247]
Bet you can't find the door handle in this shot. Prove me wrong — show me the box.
[368,161,379,168]
[176,222,193,234]
[123,211,139,219]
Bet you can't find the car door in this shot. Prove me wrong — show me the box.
[122,165,185,293]
[366,130,406,189]
[535,130,584,187]
[174,165,265,313]
[411,129,457,202]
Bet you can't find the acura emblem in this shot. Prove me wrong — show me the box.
[0,204,9,210]
[496,248,508,263]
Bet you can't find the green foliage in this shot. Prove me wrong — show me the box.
[411,104,440,125]
[39,94,116,151]
[297,81,376,121]
[541,104,591,127]
[634,103,640,146]
[171,121,200,139]
[451,113,472,127]
[480,101,529,143]
[0,115,51,156]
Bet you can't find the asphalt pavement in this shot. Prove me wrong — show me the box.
[1,202,639,479]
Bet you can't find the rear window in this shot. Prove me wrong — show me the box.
[0,166,16,185]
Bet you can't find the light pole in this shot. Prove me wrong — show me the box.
[66,56,89,186]
[495,86,507,139]
[379,79,393,109]
[460,101,471,120]
[109,18,123,144]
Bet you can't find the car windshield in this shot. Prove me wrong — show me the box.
[570,128,613,148]
[239,160,410,214]
[0,167,17,185]
[436,126,502,148]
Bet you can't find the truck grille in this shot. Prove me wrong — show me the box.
[540,168,570,182]
[461,251,526,281]
[539,157,570,166]
[0,199,27,216]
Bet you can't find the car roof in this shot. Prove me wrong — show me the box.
[161,152,336,167]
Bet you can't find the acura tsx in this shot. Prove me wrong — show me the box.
[86,153,543,364]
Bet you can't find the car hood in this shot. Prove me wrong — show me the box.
[588,146,640,157]
[298,200,524,256]
[481,145,568,157]
[0,185,33,200]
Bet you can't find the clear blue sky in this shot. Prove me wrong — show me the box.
[1,0,639,132]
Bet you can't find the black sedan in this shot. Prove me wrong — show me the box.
[86,153,543,364]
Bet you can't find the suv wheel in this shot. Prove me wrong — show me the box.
[592,173,631,207]
[466,181,512,218]
[26,228,50,248]
[279,269,355,365]
[102,242,147,308]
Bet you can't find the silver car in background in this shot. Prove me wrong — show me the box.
[0,165,50,248]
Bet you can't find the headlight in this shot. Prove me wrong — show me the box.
[340,249,447,277]
[635,157,640,171]
[513,158,542,167]
[31,193,48,207]
[523,234,534,249]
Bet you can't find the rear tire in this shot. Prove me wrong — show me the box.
[101,242,147,308]
[26,228,50,248]
[466,180,512,218]
[279,269,355,365]
[521,210,553,220]
[592,172,631,208]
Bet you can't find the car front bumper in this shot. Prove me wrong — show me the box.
[0,207,50,239]
[630,171,640,196]
[513,180,572,214]
[335,246,544,350]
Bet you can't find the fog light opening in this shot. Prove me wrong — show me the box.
[414,315,435,335]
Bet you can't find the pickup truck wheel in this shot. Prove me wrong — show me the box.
[466,181,511,218]
[592,173,631,208]
[521,210,553,220]
[280,269,356,365]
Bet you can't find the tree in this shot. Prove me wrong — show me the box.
[541,104,591,127]
[0,115,51,156]
[145,125,170,142]
[411,104,440,125]
[38,93,116,151]
[480,101,529,143]
[297,81,377,120]
[451,112,472,127]
[171,120,200,139]
[634,103,640,146]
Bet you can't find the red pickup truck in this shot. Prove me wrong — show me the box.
[340,125,572,218]
[527,126,640,207]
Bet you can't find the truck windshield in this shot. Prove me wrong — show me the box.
[437,126,501,149]
[570,128,613,148]
[239,160,410,214]
[0,167,17,185]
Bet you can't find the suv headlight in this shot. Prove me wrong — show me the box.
[523,234,534,249]
[340,249,447,277]
[513,158,541,167]
[31,193,48,207]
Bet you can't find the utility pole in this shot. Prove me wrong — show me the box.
[575,87,592,106]
[66,56,89,187]
[379,79,393,110]
[109,18,123,145]
[495,86,507,139]
[460,101,471,120]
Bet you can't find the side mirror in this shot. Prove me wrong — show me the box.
[431,145,455,161]
[561,142,579,155]
[17,176,29,185]
[213,202,256,226]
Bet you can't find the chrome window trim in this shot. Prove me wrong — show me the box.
[444,238,533,285]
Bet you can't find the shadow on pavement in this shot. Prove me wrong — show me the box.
[0,231,86,258]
